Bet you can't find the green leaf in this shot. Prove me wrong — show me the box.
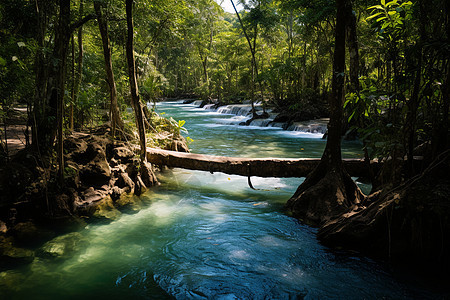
[0,56,6,66]
[17,42,26,47]
[178,120,185,127]
[348,111,356,122]
[367,5,383,10]
[366,12,383,20]
[381,0,386,6]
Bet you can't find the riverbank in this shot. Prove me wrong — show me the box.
[0,112,189,270]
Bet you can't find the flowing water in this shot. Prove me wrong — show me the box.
[1,101,439,299]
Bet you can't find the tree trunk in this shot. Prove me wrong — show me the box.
[70,34,75,131]
[73,0,84,131]
[55,0,71,185]
[346,2,359,94]
[146,148,380,178]
[286,0,364,226]
[33,0,53,154]
[125,0,157,188]
[346,0,376,187]
[230,0,259,116]
[94,0,123,137]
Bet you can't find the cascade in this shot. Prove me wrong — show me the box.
[286,119,329,134]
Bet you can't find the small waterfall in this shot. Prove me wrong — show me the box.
[214,116,249,125]
[268,122,284,128]
[216,104,254,116]
[249,119,273,127]
[286,119,329,134]
[203,104,216,111]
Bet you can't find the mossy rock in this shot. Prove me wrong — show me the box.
[38,232,88,260]
[115,193,142,214]
[92,196,121,222]
[0,236,34,271]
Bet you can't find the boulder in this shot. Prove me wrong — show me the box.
[92,196,121,222]
[10,221,54,247]
[38,232,88,259]
[80,158,111,185]
[0,236,34,270]
[117,173,135,193]
[0,220,7,234]
[112,146,134,162]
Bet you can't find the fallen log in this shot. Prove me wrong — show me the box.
[146,148,380,178]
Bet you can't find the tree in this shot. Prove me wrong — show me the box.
[125,0,157,188]
[70,0,85,131]
[286,0,364,226]
[94,0,123,137]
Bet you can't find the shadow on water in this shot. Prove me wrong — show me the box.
[0,101,442,299]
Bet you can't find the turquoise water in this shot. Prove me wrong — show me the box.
[0,101,436,299]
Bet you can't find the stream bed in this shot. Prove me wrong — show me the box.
[0,101,439,299]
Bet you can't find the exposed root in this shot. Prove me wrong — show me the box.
[286,162,365,226]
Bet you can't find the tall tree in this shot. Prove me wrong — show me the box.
[94,0,123,137]
[70,0,85,131]
[286,0,363,226]
[55,0,71,184]
[231,0,259,115]
[125,0,157,188]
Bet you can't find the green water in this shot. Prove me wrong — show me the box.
[0,101,437,299]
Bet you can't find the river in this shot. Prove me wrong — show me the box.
[1,101,438,299]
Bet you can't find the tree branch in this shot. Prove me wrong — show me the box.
[70,14,96,33]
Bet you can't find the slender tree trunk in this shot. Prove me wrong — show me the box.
[72,0,84,131]
[125,0,157,188]
[33,0,52,153]
[230,0,259,115]
[126,0,145,161]
[346,2,359,94]
[70,34,75,131]
[405,2,425,176]
[94,0,123,137]
[346,0,376,186]
[55,0,71,184]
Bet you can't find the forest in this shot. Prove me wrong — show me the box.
[0,0,449,298]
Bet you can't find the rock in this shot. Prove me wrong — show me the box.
[0,162,34,203]
[112,146,134,162]
[0,236,34,270]
[80,158,111,186]
[10,222,54,247]
[140,161,158,187]
[92,196,121,222]
[38,232,88,259]
[111,186,124,201]
[0,269,26,291]
[134,175,146,196]
[80,187,107,205]
[64,136,87,155]
[115,193,141,213]
[0,221,7,234]
[117,173,135,193]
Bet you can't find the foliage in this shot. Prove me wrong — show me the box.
[0,0,446,181]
